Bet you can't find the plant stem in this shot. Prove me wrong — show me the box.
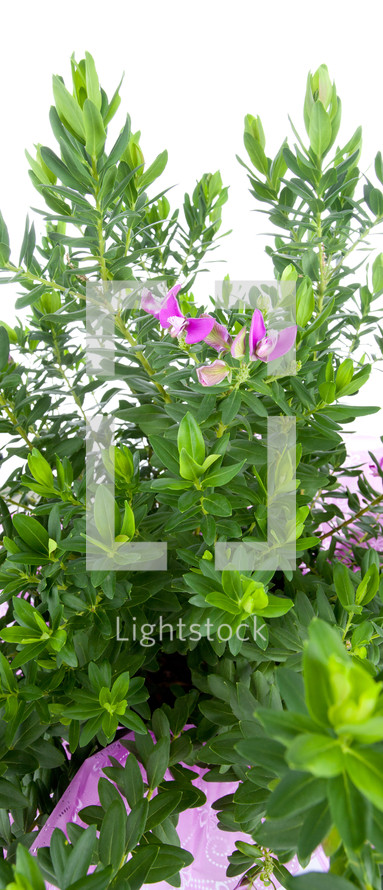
[115,316,171,403]
[319,493,383,541]
[0,393,35,448]
[51,328,87,422]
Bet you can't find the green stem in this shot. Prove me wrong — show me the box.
[5,263,85,302]
[0,393,35,448]
[51,328,87,423]
[319,493,383,541]
[115,316,171,403]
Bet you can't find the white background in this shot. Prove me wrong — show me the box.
[0,0,382,437]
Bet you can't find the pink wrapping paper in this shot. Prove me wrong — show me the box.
[318,436,383,556]
[31,733,328,889]
[11,438,383,886]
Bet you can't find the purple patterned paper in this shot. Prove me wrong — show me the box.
[318,436,383,554]
[32,733,328,889]
[16,437,383,887]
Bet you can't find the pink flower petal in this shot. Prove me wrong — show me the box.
[169,316,187,338]
[253,331,278,360]
[196,360,230,386]
[185,316,215,344]
[203,319,231,351]
[159,286,183,329]
[140,289,162,319]
[231,326,247,358]
[259,325,297,362]
[249,309,266,355]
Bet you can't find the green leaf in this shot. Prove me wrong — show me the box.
[15,845,45,890]
[144,844,193,884]
[28,448,54,488]
[282,874,356,890]
[64,826,97,887]
[83,99,106,159]
[125,798,149,852]
[318,382,336,404]
[93,485,116,545]
[113,846,158,890]
[49,828,70,886]
[296,278,314,327]
[344,747,383,812]
[257,594,294,618]
[52,75,85,139]
[303,619,346,725]
[221,390,242,425]
[244,132,268,175]
[267,771,326,819]
[99,798,127,868]
[146,790,182,830]
[68,868,113,890]
[146,737,170,791]
[0,209,10,266]
[12,514,49,553]
[356,564,379,605]
[308,101,332,156]
[179,448,202,481]
[149,435,179,475]
[235,738,287,775]
[139,150,168,190]
[85,52,101,110]
[205,592,240,614]
[335,359,354,393]
[287,734,343,778]
[39,146,85,190]
[120,501,135,539]
[0,325,9,369]
[297,799,331,860]
[202,460,245,489]
[177,412,205,463]
[372,252,383,292]
[0,778,30,808]
[118,709,147,735]
[103,114,131,170]
[201,494,232,517]
[333,562,355,609]
[107,754,144,808]
[328,772,368,849]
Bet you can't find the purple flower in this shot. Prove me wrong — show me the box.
[369,456,383,478]
[197,360,230,386]
[248,308,297,363]
[203,320,232,352]
[158,289,215,344]
[231,326,247,358]
[140,287,168,319]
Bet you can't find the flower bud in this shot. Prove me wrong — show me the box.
[196,360,230,386]
[304,65,341,157]
[231,326,247,358]
[327,654,381,728]
[256,293,272,314]
[254,332,278,359]
[0,321,17,343]
[241,581,268,613]
[244,114,266,150]
[203,320,231,352]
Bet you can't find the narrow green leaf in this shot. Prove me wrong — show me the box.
[83,99,106,159]
[85,52,101,110]
[99,798,127,868]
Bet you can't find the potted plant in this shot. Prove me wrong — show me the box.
[0,54,382,889]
